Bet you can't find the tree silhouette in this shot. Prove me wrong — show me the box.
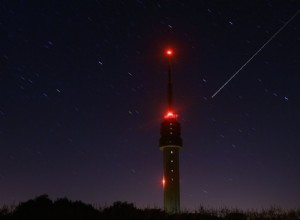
[13,194,52,220]
[0,195,299,220]
[12,194,100,220]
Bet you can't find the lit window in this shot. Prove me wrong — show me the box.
[171,160,173,163]
[170,132,173,135]
[171,178,174,181]
[171,169,174,172]
[170,151,173,154]
[170,123,172,125]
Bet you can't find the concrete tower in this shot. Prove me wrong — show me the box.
[159,49,182,213]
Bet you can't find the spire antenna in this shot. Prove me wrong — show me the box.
[166,49,174,109]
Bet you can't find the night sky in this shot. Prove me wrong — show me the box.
[1,1,300,211]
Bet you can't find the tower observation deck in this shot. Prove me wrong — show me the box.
[159,49,183,213]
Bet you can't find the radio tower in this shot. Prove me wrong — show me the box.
[159,48,183,213]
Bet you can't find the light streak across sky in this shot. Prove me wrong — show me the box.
[211,9,300,99]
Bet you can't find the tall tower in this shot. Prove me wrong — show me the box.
[159,48,183,213]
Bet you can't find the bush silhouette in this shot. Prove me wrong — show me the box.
[102,201,140,220]
[224,212,247,220]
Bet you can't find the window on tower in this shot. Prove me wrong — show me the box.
[170,151,173,154]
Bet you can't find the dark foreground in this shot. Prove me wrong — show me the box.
[0,195,299,220]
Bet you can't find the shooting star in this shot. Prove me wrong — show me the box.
[212,9,300,99]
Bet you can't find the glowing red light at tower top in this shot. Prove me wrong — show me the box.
[164,111,178,119]
[166,49,174,57]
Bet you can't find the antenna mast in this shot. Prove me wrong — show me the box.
[166,49,173,109]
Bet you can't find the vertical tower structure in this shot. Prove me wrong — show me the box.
[159,49,183,213]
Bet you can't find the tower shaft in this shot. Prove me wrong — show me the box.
[159,50,182,213]
[162,147,180,212]
[160,118,182,213]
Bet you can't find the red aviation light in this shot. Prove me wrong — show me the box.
[162,177,166,187]
[164,111,178,119]
[165,49,174,57]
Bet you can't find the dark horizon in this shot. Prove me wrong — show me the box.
[1,0,300,211]
[2,194,300,220]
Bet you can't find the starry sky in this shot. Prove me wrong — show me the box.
[1,0,300,211]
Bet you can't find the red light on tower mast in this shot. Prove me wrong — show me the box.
[166,49,174,57]
[164,111,177,119]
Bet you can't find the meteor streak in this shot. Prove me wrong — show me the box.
[211,9,300,99]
